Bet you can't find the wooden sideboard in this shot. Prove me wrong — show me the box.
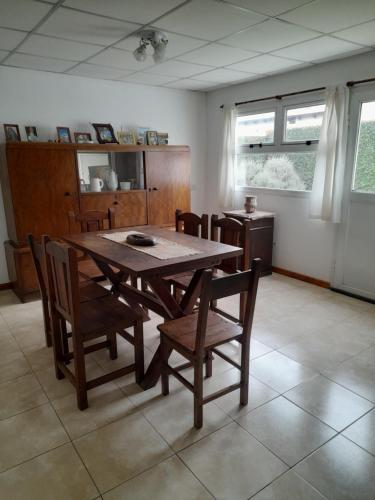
[0,142,191,299]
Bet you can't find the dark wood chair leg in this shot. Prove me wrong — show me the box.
[73,337,88,410]
[161,336,169,396]
[51,315,65,380]
[60,319,70,364]
[205,350,213,378]
[194,358,204,428]
[240,342,250,406]
[107,333,118,360]
[134,322,144,384]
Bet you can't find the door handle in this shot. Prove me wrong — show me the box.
[152,187,159,191]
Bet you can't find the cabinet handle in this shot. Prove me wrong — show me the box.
[64,192,72,196]
[152,187,159,191]
[113,201,119,205]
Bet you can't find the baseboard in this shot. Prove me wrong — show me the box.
[0,282,12,291]
[272,266,330,289]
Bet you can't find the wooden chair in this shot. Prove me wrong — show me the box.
[159,259,262,428]
[68,209,116,282]
[43,236,144,410]
[28,233,110,352]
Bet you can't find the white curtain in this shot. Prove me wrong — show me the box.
[218,106,237,209]
[310,86,349,223]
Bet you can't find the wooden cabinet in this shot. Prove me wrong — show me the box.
[1,143,190,299]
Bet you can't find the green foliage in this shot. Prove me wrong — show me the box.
[353,121,375,192]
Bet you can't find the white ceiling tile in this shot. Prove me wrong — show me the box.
[154,0,266,41]
[272,36,366,62]
[221,19,319,52]
[4,53,74,72]
[334,21,375,47]
[121,72,176,85]
[0,0,52,31]
[193,67,255,83]
[227,54,304,74]
[18,34,101,61]
[0,50,9,62]
[280,0,375,34]
[165,78,215,90]
[88,47,155,71]
[145,60,213,77]
[115,31,207,58]
[226,0,313,16]
[67,63,134,80]
[178,43,259,66]
[63,0,186,24]
[37,8,140,45]
[0,28,25,51]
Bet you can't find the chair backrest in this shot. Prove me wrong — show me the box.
[211,215,251,273]
[195,258,262,354]
[68,208,115,233]
[175,209,209,239]
[42,235,80,328]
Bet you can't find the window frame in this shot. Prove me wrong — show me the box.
[235,92,325,193]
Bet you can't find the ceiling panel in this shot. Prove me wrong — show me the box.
[193,67,255,83]
[63,0,186,24]
[19,34,101,61]
[154,0,266,41]
[228,54,304,74]
[37,8,140,45]
[280,0,375,34]
[0,28,26,51]
[88,47,155,71]
[4,53,74,72]
[221,19,319,52]
[178,43,259,66]
[334,21,375,47]
[121,72,176,85]
[67,63,134,80]
[0,0,52,31]
[166,78,216,90]
[225,0,313,16]
[145,60,213,77]
[0,50,9,62]
[115,31,207,59]
[272,36,365,62]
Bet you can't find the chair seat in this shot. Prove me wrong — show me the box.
[158,310,242,352]
[78,295,140,338]
[79,281,110,303]
[78,259,105,281]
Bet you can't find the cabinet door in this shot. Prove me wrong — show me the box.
[145,151,190,226]
[115,191,147,228]
[7,148,79,242]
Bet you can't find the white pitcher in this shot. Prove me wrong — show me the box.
[107,171,118,191]
[90,177,104,192]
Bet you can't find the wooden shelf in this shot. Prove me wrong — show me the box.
[5,142,190,153]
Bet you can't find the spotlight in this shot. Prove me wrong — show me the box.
[133,42,148,62]
[133,30,168,64]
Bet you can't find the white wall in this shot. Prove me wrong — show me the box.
[0,65,207,284]
[206,51,375,282]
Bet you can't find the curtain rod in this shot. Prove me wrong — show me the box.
[219,76,375,109]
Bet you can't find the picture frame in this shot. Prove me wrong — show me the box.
[25,126,38,142]
[92,123,118,144]
[117,130,136,145]
[147,130,158,145]
[56,126,72,143]
[4,124,21,142]
[157,132,169,145]
[74,132,92,144]
[136,127,149,145]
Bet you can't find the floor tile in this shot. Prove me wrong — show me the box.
[250,351,317,393]
[103,456,212,500]
[252,470,327,499]
[0,404,69,472]
[238,396,336,466]
[295,435,375,500]
[343,408,375,455]
[179,422,287,500]
[52,382,137,440]
[11,321,46,351]
[0,443,99,500]
[0,373,47,420]
[74,412,173,493]
[284,375,374,431]
[0,349,31,384]
[142,387,231,451]
[324,346,375,402]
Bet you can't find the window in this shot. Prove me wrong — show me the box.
[352,100,375,193]
[235,97,325,192]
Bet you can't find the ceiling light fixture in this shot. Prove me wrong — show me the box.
[133,30,168,64]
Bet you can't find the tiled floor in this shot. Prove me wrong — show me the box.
[0,274,374,499]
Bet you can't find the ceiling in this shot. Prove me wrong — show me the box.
[0,0,375,91]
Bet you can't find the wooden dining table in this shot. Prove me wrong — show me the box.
[63,225,243,389]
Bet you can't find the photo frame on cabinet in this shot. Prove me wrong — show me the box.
[57,126,72,143]
[157,132,169,145]
[147,130,158,145]
[92,123,118,144]
[136,127,149,145]
[117,130,136,145]
[25,126,38,142]
[74,132,92,144]
[4,124,21,142]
